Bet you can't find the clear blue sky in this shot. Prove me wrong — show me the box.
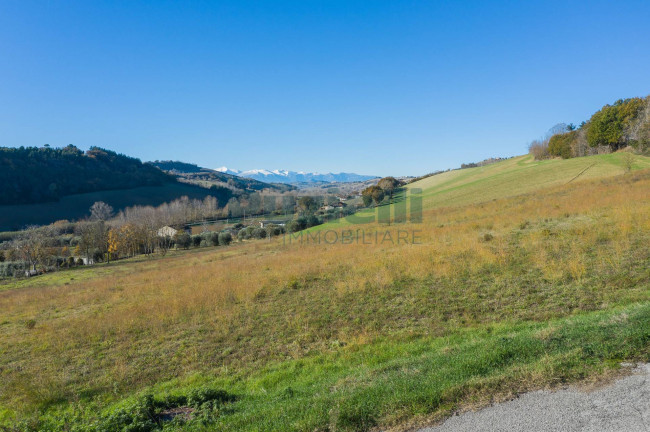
[1,1,649,176]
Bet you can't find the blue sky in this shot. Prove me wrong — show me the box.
[1,0,649,176]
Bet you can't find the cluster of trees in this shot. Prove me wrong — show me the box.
[115,196,221,228]
[224,194,334,219]
[0,223,83,277]
[530,97,649,160]
[460,157,509,169]
[0,188,338,277]
[361,177,401,207]
[0,196,233,277]
[236,225,285,241]
[586,97,647,151]
[0,145,173,205]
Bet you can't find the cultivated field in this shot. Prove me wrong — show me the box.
[1,154,649,431]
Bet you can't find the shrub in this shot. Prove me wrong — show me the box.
[93,250,104,263]
[218,232,232,246]
[621,151,636,173]
[208,232,220,247]
[174,232,191,249]
[99,388,235,432]
[252,228,267,239]
[266,224,285,237]
[287,217,307,233]
[101,393,158,432]
[191,235,202,248]
[0,262,27,278]
[306,215,322,228]
[548,131,577,159]
[185,387,234,407]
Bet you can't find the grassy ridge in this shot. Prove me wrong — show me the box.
[408,153,650,210]
[314,153,650,231]
[1,163,649,430]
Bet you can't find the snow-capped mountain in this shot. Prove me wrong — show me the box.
[215,167,377,184]
[215,166,241,176]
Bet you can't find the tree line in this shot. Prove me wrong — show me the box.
[529,96,650,160]
[0,145,174,205]
[0,189,363,277]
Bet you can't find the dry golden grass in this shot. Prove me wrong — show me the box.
[1,169,649,415]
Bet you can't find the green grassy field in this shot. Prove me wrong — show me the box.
[316,153,650,232]
[1,155,650,431]
[407,153,650,210]
[0,182,219,231]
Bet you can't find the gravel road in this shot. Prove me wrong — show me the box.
[418,364,650,432]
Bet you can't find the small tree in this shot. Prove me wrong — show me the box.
[209,232,220,246]
[377,177,401,202]
[362,186,385,206]
[107,228,120,262]
[90,201,114,221]
[15,226,47,271]
[218,232,232,246]
[529,139,549,160]
[621,151,636,173]
[174,232,191,249]
[297,196,318,215]
[158,235,173,255]
[361,188,374,207]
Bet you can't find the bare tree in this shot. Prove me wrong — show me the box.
[90,201,114,221]
[14,226,48,271]
[528,139,550,160]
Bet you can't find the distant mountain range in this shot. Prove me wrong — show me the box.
[215,167,377,184]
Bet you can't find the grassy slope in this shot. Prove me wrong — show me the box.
[0,182,218,231]
[1,156,650,431]
[313,153,650,231]
[407,153,650,210]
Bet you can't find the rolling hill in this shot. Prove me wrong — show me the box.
[0,152,289,231]
[150,160,295,193]
[406,152,650,210]
[0,146,173,205]
[312,152,650,232]
[2,151,649,431]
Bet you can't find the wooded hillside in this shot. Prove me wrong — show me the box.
[0,146,174,205]
[537,96,650,159]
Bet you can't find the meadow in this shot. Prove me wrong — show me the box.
[1,154,649,431]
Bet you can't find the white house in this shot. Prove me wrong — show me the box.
[157,226,178,237]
